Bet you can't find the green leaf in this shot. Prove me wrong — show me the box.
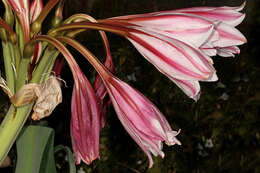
[15,125,57,173]
[55,145,76,173]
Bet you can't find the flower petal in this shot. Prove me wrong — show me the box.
[127,29,215,81]
[30,0,43,23]
[217,46,240,57]
[106,77,180,168]
[108,13,215,47]
[71,72,101,165]
[212,22,247,48]
[171,79,201,101]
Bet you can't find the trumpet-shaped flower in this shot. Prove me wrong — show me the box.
[104,75,181,168]
[34,36,102,165]
[97,3,246,99]
[89,22,217,100]
[71,71,101,164]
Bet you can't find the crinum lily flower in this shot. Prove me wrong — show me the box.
[96,3,246,99]
[0,0,247,169]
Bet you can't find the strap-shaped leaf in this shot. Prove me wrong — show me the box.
[15,125,57,173]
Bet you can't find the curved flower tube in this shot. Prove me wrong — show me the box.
[104,76,181,168]
[31,35,101,165]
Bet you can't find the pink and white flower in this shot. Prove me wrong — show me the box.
[97,3,246,100]
[103,75,181,168]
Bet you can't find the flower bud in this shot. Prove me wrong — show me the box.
[23,43,36,59]
[0,29,8,42]
[31,21,42,34]
[9,33,17,44]
[51,0,64,28]
[2,0,14,27]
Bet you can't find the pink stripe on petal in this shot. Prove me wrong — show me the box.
[71,72,101,165]
[213,22,247,47]
[128,31,214,81]
[171,79,201,101]
[105,77,180,168]
[30,0,43,23]
[163,25,214,47]
[217,46,240,57]
[177,10,245,26]
[200,47,217,57]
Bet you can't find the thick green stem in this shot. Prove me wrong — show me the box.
[43,51,60,81]
[13,44,21,72]
[0,46,58,165]
[2,41,15,94]
[16,58,30,91]
[0,104,33,164]
[31,49,59,83]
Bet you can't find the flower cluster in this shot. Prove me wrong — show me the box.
[0,0,246,168]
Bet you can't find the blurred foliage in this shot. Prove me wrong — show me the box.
[1,0,260,173]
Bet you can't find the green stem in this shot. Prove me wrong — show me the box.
[16,58,30,91]
[0,47,60,165]
[31,48,59,83]
[43,51,60,82]
[15,18,24,54]
[0,104,33,164]
[13,44,21,72]
[2,41,15,94]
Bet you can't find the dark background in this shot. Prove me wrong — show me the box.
[1,0,260,172]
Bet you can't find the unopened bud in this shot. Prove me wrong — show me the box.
[23,43,36,59]
[51,18,62,28]
[0,28,8,42]
[31,21,42,34]
[9,33,17,44]
[51,0,64,28]
[2,0,14,27]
